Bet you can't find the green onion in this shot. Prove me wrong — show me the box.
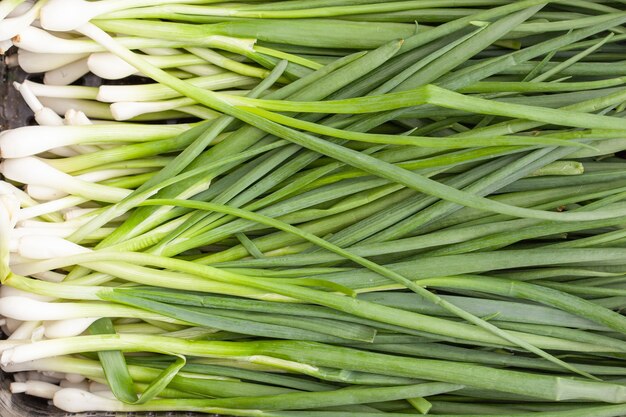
[4,2,626,415]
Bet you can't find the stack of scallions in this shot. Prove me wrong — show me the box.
[4,0,626,416]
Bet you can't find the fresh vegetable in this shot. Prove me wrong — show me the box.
[2,1,626,416]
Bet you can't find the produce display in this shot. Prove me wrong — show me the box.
[2,0,626,416]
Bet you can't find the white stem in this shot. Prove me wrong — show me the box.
[38,0,119,31]
[63,109,103,154]
[88,52,205,80]
[13,81,42,112]
[7,236,17,253]
[8,253,36,266]
[35,106,65,126]
[186,47,239,70]
[17,235,91,260]
[16,195,87,222]
[177,105,221,120]
[62,208,128,224]
[0,298,183,325]
[8,321,41,340]
[44,318,98,338]
[18,217,93,229]
[17,23,255,55]
[17,49,88,72]
[11,380,61,399]
[11,225,80,241]
[22,79,97,99]
[179,63,225,77]
[32,271,66,283]
[54,389,125,413]
[0,286,54,302]
[87,52,141,80]
[41,0,217,31]
[63,207,96,221]
[140,47,180,55]
[13,26,185,54]
[0,0,46,42]
[46,147,81,157]
[43,57,89,85]
[0,193,19,280]
[10,1,33,15]
[31,325,45,341]
[0,193,20,228]
[64,109,92,125]
[0,181,36,212]
[0,122,188,158]
[0,0,27,20]
[26,184,69,200]
[1,356,100,375]
[0,297,94,321]
[110,97,197,120]
[165,68,193,79]
[94,390,118,399]
[0,339,27,353]
[77,167,152,183]
[61,144,99,155]
[40,96,116,119]
[13,81,66,128]
[0,157,132,203]
[97,72,251,102]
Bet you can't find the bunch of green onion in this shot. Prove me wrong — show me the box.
[3,0,626,416]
